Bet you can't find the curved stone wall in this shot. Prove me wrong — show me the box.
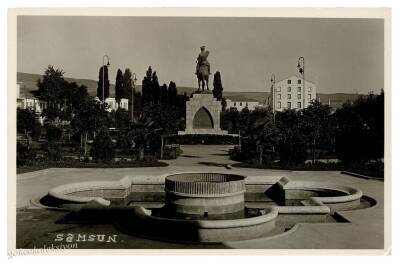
[165,173,245,197]
[164,173,246,215]
[121,206,278,243]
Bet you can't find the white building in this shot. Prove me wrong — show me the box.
[98,97,129,112]
[225,99,262,111]
[272,75,317,111]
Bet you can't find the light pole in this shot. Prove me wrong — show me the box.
[297,57,305,108]
[131,73,137,121]
[270,74,276,120]
[102,55,110,102]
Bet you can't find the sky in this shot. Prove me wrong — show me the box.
[17,16,384,94]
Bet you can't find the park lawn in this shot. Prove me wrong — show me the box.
[17,160,169,174]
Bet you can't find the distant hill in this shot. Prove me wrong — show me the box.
[17,72,361,109]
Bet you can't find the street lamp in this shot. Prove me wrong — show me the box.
[270,74,276,119]
[102,55,110,102]
[297,57,305,109]
[131,73,137,121]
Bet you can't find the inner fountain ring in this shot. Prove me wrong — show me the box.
[165,173,246,197]
[164,173,246,215]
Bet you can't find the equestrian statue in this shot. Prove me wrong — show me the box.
[195,45,211,91]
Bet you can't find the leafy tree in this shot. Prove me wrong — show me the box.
[152,71,160,105]
[33,66,67,122]
[275,109,308,164]
[123,68,134,100]
[115,69,124,102]
[113,108,131,129]
[123,115,162,160]
[160,83,168,105]
[334,91,384,164]
[59,82,89,121]
[71,97,110,156]
[142,66,153,106]
[212,71,223,100]
[238,107,250,133]
[91,129,115,162]
[97,65,110,101]
[33,65,65,106]
[301,100,332,164]
[221,107,240,133]
[244,108,280,165]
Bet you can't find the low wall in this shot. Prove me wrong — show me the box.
[124,206,278,243]
[274,177,363,214]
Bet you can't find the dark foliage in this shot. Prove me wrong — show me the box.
[97,65,110,101]
[17,142,36,167]
[212,71,223,101]
[334,91,384,164]
[45,125,63,142]
[115,69,124,102]
[168,134,238,145]
[90,129,115,162]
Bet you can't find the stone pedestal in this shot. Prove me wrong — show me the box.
[178,92,228,135]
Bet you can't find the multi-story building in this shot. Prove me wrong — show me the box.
[225,99,262,111]
[271,75,317,111]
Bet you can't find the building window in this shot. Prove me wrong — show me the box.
[277,94,281,99]
[297,86,301,92]
[287,86,291,92]
[277,102,281,109]
[287,94,291,99]
[234,102,236,106]
[297,102,301,108]
[297,94,301,99]
[308,86,312,92]
[298,79,301,84]
[240,102,242,106]
[287,102,291,109]
[246,102,248,107]
[276,86,281,92]
[308,94,312,100]
[287,80,291,84]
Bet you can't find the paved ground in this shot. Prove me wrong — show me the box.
[15,145,386,250]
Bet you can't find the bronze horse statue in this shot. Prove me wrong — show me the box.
[197,64,210,91]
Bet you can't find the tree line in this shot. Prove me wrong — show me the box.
[224,91,384,167]
[17,65,192,165]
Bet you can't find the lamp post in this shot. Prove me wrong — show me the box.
[297,57,305,108]
[102,55,110,102]
[131,73,137,121]
[270,74,276,120]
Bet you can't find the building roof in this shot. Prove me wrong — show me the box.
[275,75,315,85]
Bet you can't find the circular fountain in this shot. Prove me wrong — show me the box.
[164,173,246,216]
[123,173,278,243]
[39,173,372,243]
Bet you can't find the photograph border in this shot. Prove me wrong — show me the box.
[7,7,392,256]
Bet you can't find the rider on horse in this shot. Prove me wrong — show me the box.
[195,46,211,75]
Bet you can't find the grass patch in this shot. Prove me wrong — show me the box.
[17,160,169,174]
[232,162,384,178]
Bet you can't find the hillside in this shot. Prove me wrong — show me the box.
[17,72,361,109]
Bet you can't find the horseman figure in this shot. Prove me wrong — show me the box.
[195,45,211,91]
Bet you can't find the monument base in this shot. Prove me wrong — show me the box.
[178,129,228,135]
